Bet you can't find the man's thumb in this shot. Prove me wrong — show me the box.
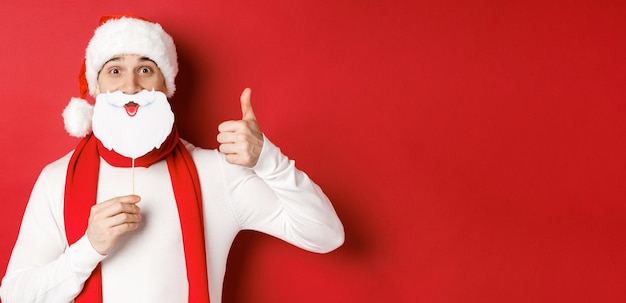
[240,88,256,121]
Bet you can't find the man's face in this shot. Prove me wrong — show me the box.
[92,54,174,159]
[95,54,168,95]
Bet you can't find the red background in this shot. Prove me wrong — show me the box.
[1,1,624,302]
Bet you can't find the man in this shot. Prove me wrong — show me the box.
[0,15,344,303]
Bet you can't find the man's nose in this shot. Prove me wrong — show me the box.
[121,74,142,95]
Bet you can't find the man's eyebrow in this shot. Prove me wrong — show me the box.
[103,57,122,66]
[139,57,158,65]
[102,56,157,66]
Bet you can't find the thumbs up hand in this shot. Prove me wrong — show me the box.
[217,88,264,168]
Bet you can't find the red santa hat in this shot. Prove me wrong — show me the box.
[63,15,178,137]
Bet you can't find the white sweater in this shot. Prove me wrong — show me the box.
[0,137,344,303]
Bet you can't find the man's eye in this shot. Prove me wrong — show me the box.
[139,67,152,74]
[109,68,120,74]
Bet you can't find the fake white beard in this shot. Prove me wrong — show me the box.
[92,90,175,159]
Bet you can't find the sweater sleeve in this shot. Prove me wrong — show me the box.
[0,161,106,303]
[221,135,345,253]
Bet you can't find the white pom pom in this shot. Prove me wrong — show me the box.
[62,98,94,137]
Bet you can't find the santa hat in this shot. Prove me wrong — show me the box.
[63,15,178,137]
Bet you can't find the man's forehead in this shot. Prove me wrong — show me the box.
[103,55,157,65]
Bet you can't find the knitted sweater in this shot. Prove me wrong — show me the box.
[0,136,344,303]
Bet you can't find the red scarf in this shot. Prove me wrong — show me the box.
[64,128,210,302]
